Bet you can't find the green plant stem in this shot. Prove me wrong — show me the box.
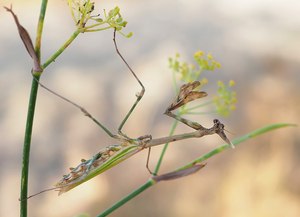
[20,2,81,217]
[19,26,97,217]
[97,179,155,217]
[97,123,295,216]
[188,100,214,111]
[20,75,40,217]
[186,111,216,115]
[154,120,178,174]
[35,0,48,59]
[177,123,296,171]
[42,29,81,69]
[20,8,120,215]
[20,1,48,217]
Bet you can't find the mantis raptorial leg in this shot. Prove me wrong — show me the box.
[24,27,233,198]
[22,87,232,197]
[32,28,147,143]
[23,114,231,198]
[164,81,234,148]
[32,78,119,139]
[145,81,234,174]
[34,30,231,182]
[112,29,146,137]
[6,4,233,201]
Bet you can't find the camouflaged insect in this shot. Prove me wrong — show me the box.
[55,142,138,195]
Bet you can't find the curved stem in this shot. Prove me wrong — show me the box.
[176,123,296,171]
[153,120,178,174]
[20,2,48,217]
[97,179,155,217]
[96,123,295,216]
[42,29,81,70]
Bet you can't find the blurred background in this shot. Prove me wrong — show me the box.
[0,0,299,216]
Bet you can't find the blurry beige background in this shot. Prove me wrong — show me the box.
[0,0,299,216]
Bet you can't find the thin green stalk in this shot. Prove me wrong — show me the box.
[97,123,295,216]
[188,100,214,111]
[154,120,178,174]
[83,26,111,32]
[20,27,80,209]
[35,0,48,59]
[20,1,48,217]
[152,67,179,175]
[97,180,155,217]
[177,123,297,171]
[186,111,216,115]
[42,29,81,69]
[20,75,40,217]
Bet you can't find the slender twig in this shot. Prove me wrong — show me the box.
[177,123,297,171]
[153,119,178,175]
[20,76,40,217]
[187,100,214,110]
[41,29,81,70]
[35,1,47,61]
[98,164,206,217]
[98,180,154,217]
[97,123,295,216]
[7,1,49,217]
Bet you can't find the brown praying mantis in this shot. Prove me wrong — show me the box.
[25,29,234,198]
[4,6,233,198]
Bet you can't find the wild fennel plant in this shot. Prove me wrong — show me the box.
[4,1,295,217]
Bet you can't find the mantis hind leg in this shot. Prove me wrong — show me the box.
[112,29,146,139]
